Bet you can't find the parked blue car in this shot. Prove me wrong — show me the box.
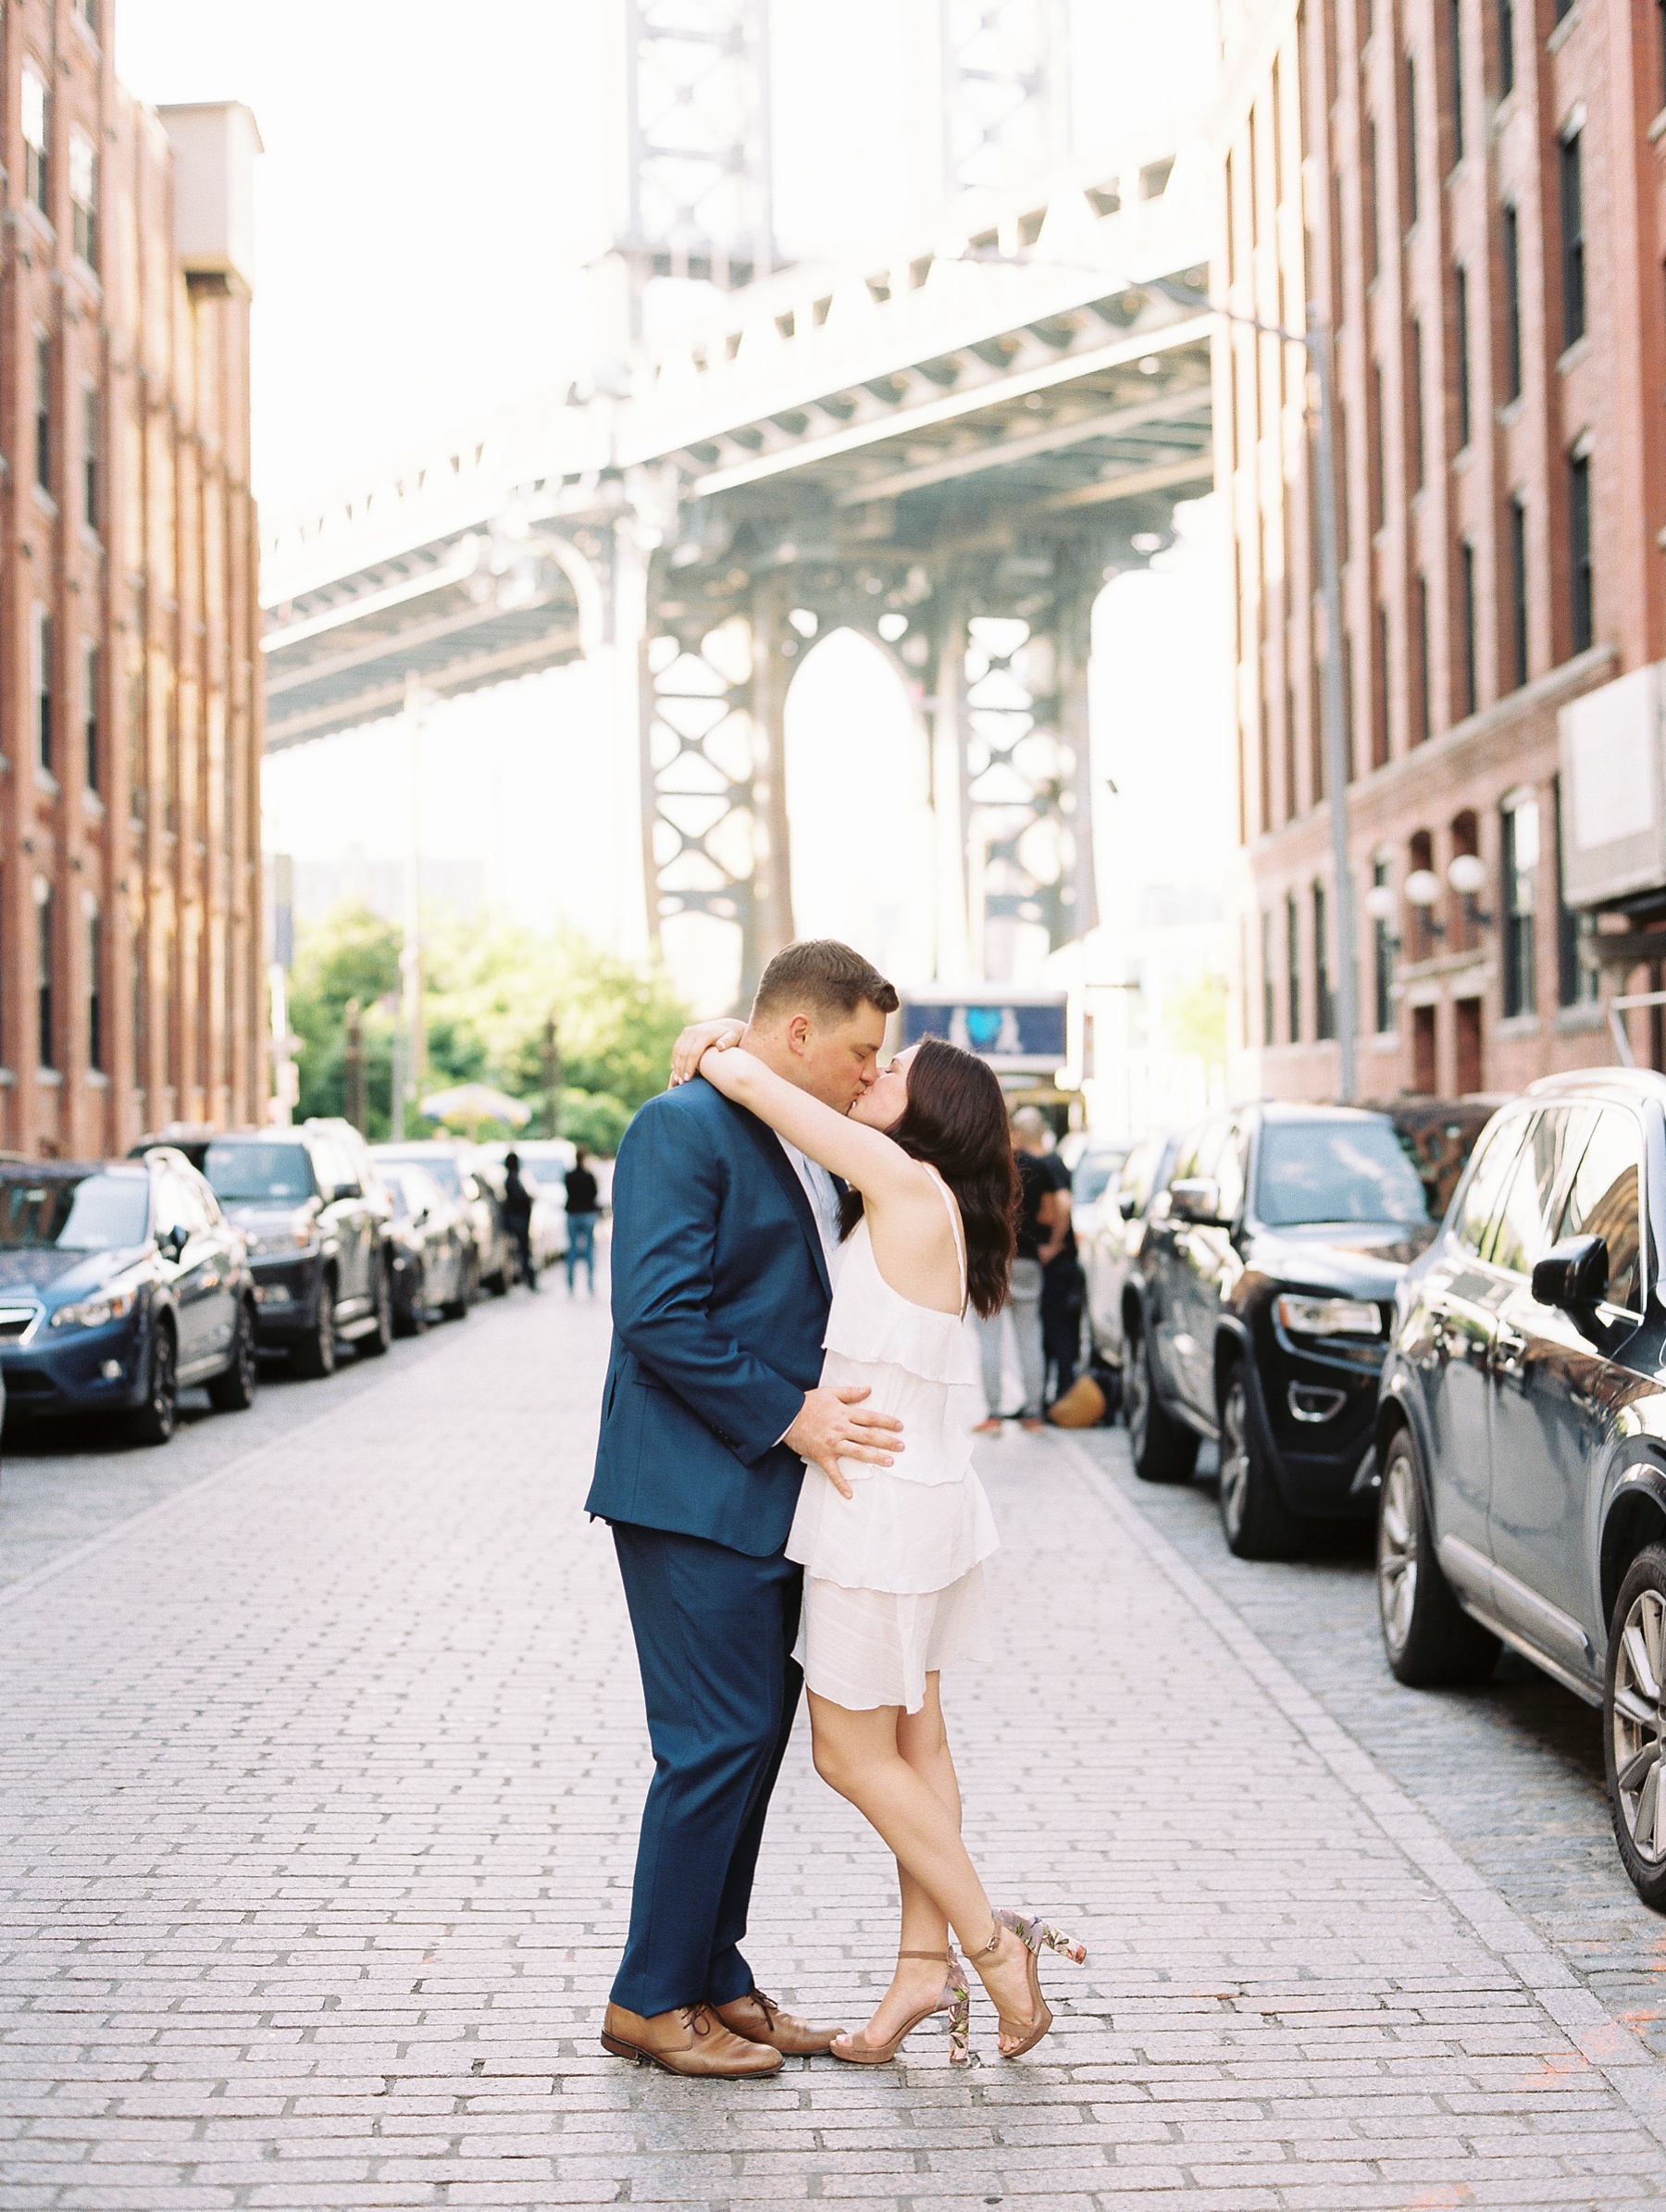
[0,1151,257,1445]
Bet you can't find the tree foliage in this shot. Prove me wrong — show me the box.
[285,906,687,1148]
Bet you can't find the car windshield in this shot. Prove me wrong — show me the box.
[380,1152,461,1198]
[0,1172,149,1250]
[204,1143,316,1204]
[1073,1151,1123,1205]
[1256,1119,1431,1226]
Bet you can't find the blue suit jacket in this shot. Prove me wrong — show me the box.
[585,1076,832,1558]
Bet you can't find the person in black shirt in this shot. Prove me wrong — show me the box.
[1034,1149,1085,1403]
[503,1150,538,1290]
[565,1147,601,1294]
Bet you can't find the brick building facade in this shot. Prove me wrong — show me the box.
[1219,0,1666,1101]
[2,0,263,1158]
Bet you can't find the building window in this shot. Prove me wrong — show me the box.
[1560,130,1585,349]
[1410,319,1425,489]
[21,64,48,213]
[1404,55,1419,229]
[35,884,55,1073]
[1554,777,1598,1007]
[129,663,147,822]
[1374,603,1390,767]
[1337,396,1350,558]
[1509,494,1529,688]
[1499,0,1515,95]
[1364,119,1380,284]
[1371,361,1386,532]
[1501,790,1538,1018]
[1502,204,1522,400]
[32,605,53,777]
[34,332,51,491]
[1373,858,1396,1033]
[83,642,100,791]
[1459,541,1477,717]
[1286,891,1300,1045]
[86,903,103,1074]
[69,128,97,266]
[1314,881,1335,1041]
[1415,574,1433,742]
[81,385,99,528]
[1454,264,1472,448]
[1261,910,1274,1047]
[1447,0,1464,163]
[1569,449,1593,652]
[1284,684,1298,823]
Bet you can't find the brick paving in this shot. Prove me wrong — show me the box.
[3,1281,1665,2209]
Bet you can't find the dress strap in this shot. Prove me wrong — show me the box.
[924,1165,968,1316]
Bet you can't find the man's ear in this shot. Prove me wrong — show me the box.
[784,1012,813,1055]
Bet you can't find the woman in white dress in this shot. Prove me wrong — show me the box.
[669,1022,1085,2065]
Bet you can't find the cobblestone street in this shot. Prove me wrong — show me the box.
[6,1282,1666,2209]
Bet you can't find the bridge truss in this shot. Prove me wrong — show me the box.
[261,52,1214,1006]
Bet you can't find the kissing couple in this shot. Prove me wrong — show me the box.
[585,938,1084,2076]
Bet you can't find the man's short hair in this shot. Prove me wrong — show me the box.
[751,939,900,1026]
[1009,1106,1050,1144]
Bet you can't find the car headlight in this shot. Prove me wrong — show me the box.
[1274,1293,1383,1338]
[51,1283,141,1331]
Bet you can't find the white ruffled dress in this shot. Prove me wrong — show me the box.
[786,1170,999,1714]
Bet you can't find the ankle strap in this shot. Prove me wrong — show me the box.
[897,1948,948,1962]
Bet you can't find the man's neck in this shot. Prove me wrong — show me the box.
[740,1024,806,1090]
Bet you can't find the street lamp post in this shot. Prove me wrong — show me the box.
[1152,280,1359,1100]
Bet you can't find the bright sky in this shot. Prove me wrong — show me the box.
[116,0,1231,1019]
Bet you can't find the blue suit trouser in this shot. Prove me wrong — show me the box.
[609,1522,803,2017]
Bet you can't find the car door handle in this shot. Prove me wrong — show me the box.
[1492,1325,1527,1381]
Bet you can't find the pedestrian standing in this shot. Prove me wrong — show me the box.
[1037,1150,1085,1405]
[502,1150,538,1290]
[1000,1108,1058,1431]
[564,1146,601,1295]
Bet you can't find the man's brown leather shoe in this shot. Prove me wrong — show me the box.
[711,1987,845,2057]
[601,2001,782,2078]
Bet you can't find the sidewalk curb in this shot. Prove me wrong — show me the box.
[1055,1430,1666,2146]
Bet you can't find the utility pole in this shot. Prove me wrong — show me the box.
[400,672,426,1135]
[1152,278,1360,1100]
[342,999,367,1133]
[542,1013,563,1139]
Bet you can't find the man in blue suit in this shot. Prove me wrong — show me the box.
[587,940,903,2077]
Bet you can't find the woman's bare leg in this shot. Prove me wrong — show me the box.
[853,1678,960,2046]
[810,1687,1039,2049]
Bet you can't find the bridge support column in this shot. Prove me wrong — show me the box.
[929,588,972,984]
[746,576,795,1001]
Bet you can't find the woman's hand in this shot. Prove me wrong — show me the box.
[669,1018,746,1086]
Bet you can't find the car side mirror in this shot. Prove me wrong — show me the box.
[1169,1176,1223,1226]
[1531,1234,1609,1311]
[1119,1192,1138,1221]
[414,1204,429,1225]
[330,1181,359,1205]
[163,1223,189,1260]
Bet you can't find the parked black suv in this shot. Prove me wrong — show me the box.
[194,1128,392,1375]
[1123,1100,1491,1559]
[1375,1068,1666,1908]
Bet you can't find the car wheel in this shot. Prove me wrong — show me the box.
[396,1262,429,1336]
[1125,1324,1198,1485]
[1217,1365,1305,1560]
[1606,1547,1666,1909]
[292,1276,339,1379]
[127,1321,178,1446]
[357,1260,393,1360]
[207,1300,258,1412]
[1375,1429,1498,1686]
[485,1262,510,1298]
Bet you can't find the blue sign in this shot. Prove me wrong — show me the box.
[901,994,1068,1070]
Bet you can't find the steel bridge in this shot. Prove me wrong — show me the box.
[259,4,1216,1003]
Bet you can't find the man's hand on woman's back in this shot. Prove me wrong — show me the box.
[785,1386,903,1500]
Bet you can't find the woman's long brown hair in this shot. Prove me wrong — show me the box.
[837,1036,1019,1319]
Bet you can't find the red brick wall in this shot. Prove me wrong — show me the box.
[1220,0,1666,1101]
[0,0,263,1156]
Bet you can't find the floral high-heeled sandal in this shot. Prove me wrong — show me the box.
[829,1947,974,2066]
[970,1909,1087,2058]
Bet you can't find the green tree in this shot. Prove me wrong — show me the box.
[1163,972,1229,1073]
[288,904,401,1133]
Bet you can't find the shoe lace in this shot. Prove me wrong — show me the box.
[679,2005,713,2038]
[749,1988,780,2031]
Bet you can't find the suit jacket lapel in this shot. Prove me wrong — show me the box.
[727,1099,833,1302]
